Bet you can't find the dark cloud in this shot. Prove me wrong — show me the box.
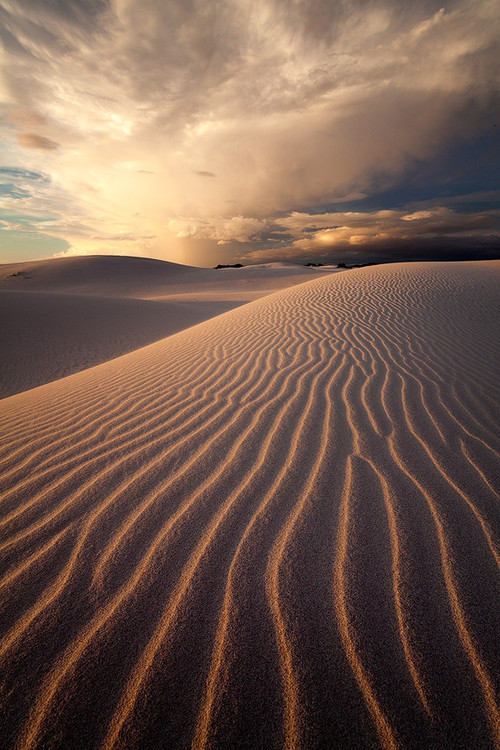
[238,206,500,265]
[0,0,111,52]
[9,0,110,22]
[242,237,500,267]
[194,170,216,177]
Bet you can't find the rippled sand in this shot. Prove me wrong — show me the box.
[0,255,338,397]
[0,261,498,749]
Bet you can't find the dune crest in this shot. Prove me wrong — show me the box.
[0,261,499,749]
[0,255,339,397]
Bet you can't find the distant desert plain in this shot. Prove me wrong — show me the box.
[0,256,499,749]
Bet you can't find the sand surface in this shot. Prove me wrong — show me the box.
[0,256,339,397]
[0,261,499,749]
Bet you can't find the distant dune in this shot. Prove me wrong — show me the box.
[0,255,200,298]
[0,261,498,749]
[0,255,339,299]
[0,255,338,397]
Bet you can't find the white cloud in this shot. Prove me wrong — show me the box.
[168,216,266,243]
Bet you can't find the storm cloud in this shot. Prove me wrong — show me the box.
[0,0,498,263]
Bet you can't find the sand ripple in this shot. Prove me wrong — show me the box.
[0,261,499,749]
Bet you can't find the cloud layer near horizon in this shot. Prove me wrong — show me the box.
[0,0,498,265]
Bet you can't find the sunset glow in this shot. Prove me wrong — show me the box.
[1,0,498,266]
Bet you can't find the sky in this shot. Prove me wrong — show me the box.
[0,0,499,267]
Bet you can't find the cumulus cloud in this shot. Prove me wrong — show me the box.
[52,247,90,258]
[239,206,500,264]
[168,216,266,244]
[0,0,498,264]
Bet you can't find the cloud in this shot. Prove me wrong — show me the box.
[238,206,500,263]
[90,232,157,242]
[0,167,50,182]
[17,132,59,149]
[0,166,54,206]
[0,0,498,264]
[168,216,266,244]
[52,247,90,258]
[0,185,31,200]
[284,206,500,240]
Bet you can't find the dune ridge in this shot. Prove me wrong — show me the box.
[0,255,340,397]
[0,261,499,749]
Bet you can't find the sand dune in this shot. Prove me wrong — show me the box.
[0,256,339,397]
[0,255,338,299]
[0,261,499,749]
[0,256,201,298]
[0,290,247,398]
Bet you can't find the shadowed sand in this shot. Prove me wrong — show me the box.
[0,255,340,397]
[0,261,499,749]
